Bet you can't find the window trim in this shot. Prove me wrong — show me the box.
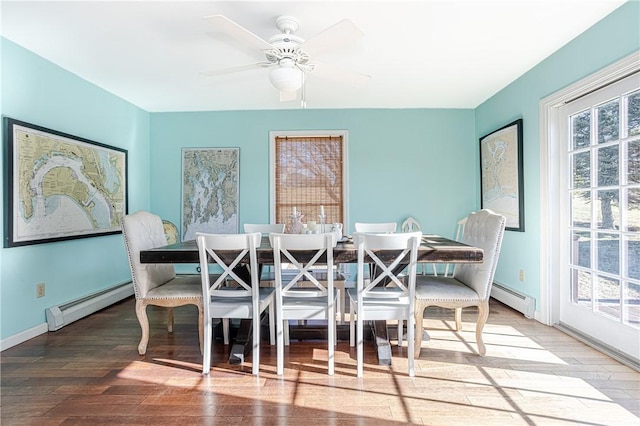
[269,130,349,228]
[539,51,639,326]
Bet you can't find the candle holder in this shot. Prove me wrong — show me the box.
[318,214,326,233]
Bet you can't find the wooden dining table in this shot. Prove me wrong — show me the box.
[140,234,483,365]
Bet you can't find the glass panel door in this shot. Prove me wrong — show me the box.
[559,73,640,358]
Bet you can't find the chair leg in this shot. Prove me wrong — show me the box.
[276,316,284,375]
[135,300,150,355]
[476,301,489,356]
[356,312,364,378]
[202,317,212,375]
[252,314,260,376]
[167,307,174,333]
[349,298,355,347]
[335,288,342,324]
[284,320,290,346]
[413,300,427,358]
[269,303,275,346]
[197,303,204,355]
[454,307,462,331]
[328,299,335,375]
[397,321,403,346]
[407,311,415,377]
[222,318,230,345]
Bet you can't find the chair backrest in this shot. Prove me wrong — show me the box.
[243,223,286,234]
[454,216,468,241]
[444,215,469,277]
[196,232,261,301]
[353,231,421,299]
[401,217,421,233]
[453,210,506,300]
[354,222,397,233]
[270,233,337,298]
[122,211,176,299]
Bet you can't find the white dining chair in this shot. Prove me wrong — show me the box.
[122,210,204,355]
[401,217,437,276]
[270,232,338,375]
[354,222,397,233]
[243,223,286,234]
[413,209,505,358]
[443,216,469,277]
[196,232,275,375]
[243,224,285,288]
[348,231,421,377]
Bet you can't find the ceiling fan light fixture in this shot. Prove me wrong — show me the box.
[269,63,303,92]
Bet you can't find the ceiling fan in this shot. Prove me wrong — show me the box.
[202,14,370,106]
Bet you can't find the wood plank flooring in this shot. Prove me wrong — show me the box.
[1,298,639,425]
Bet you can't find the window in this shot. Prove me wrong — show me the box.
[270,131,348,230]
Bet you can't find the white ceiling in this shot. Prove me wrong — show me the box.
[0,0,627,112]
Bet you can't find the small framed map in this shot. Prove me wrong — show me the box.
[181,147,239,241]
[479,119,524,232]
[3,117,128,247]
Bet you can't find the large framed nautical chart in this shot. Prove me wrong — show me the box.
[479,118,524,232]
[181,147,239,241]
[3,117,127,247]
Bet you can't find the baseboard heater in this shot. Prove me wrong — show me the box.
[491,282,535,318]
[45,281,134,331]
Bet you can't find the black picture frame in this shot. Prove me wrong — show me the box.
[479,118,525,232]
[3,117,128,247]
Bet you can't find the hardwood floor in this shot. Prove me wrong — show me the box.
[2,297,638,425]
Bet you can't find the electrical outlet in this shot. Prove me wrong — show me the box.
[519,270,525,282]
[36,282,45,298]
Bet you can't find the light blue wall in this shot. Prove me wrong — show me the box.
[1,1,637,342]
[149,109,477,273]
[0,38,151,340]
[475,0,640,302]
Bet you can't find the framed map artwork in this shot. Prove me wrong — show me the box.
[181,148,239,241]
[3,117,128,247]
[479,119,524,232]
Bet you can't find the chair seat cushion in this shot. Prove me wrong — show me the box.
[346,287,409,305]
[145,274,202,300]
[415,276,480,302]
[209,288,274,318]
[209,287,274,305]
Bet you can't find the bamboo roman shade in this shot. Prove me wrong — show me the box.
[274,135,344,226]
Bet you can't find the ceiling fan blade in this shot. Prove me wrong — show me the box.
[299,19,364,57]
[204,15,274,52]
[310,61,371,87]
[200,62,273,77]
[279,90,298,102]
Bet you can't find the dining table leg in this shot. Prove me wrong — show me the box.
[229,319,252,364]
[372,320,392,365]
[227,264,260,364]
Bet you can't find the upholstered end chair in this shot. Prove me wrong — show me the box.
[122,210,203,355]
[413,209,506,357]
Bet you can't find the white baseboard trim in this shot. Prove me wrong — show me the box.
[0,323,48,352]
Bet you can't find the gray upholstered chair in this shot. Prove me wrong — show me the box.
[413,209,506,357]
[122,210,203,355]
